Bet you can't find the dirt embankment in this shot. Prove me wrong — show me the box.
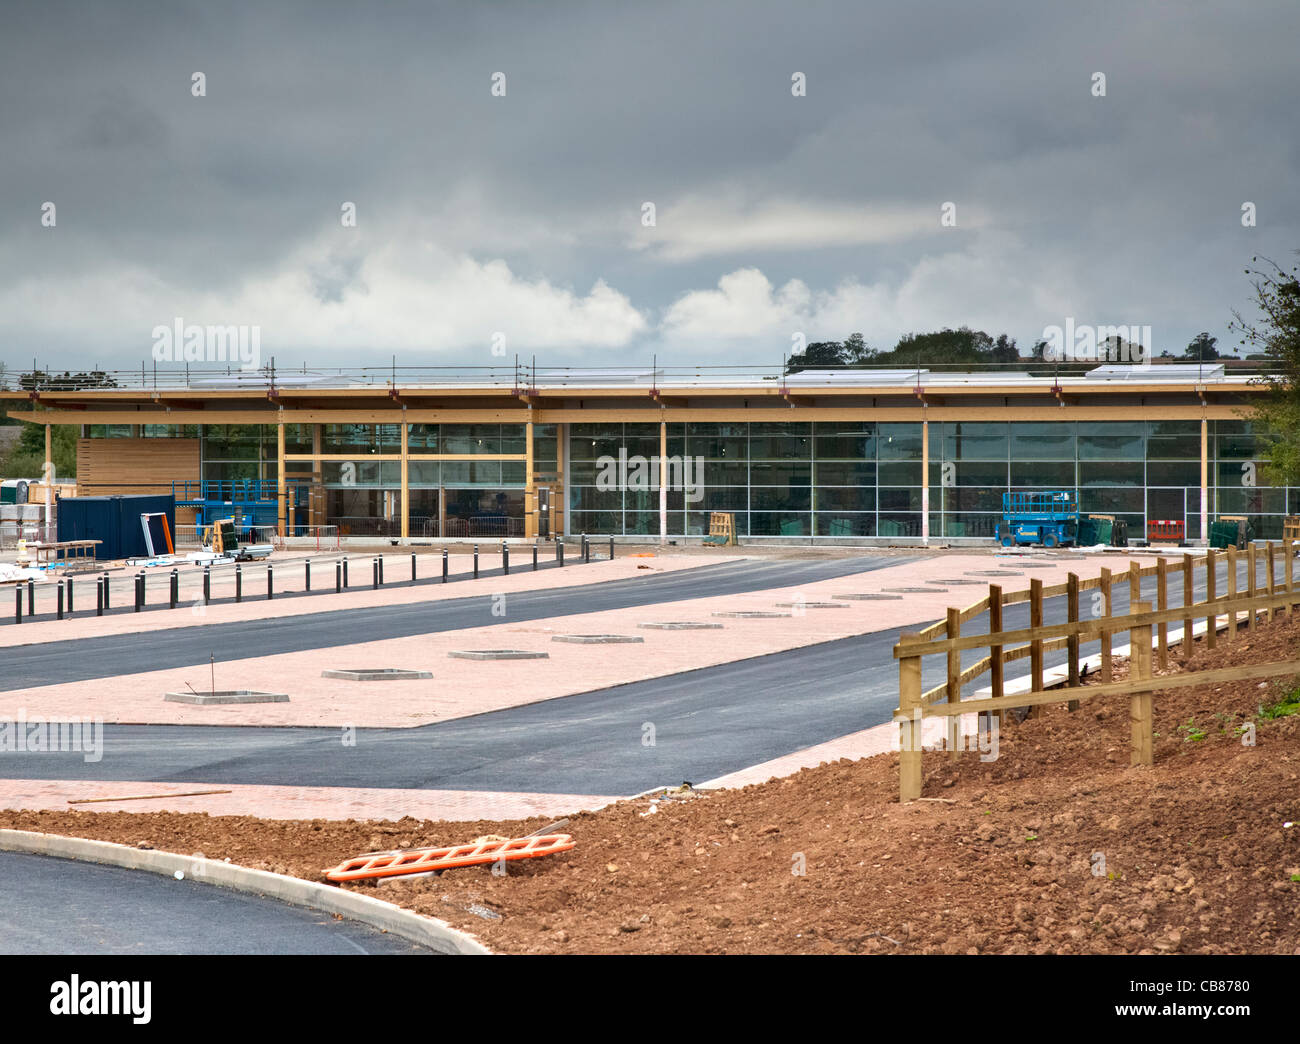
[3,611,1299,954]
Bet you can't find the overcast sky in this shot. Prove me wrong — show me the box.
[1,0,1297,375]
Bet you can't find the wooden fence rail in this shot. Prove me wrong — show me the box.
[892,540,1300,802]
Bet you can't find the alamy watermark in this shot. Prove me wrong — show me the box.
[1040,319,1151,366]
[0,710,103,763]
[596,450,705,504]
[151,317,261,370]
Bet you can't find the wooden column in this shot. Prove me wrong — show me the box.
[400,415,410,542]
[43,424,52,540]
[1200,416,1209,544]
[525,417,535,539]
[659,419,668,545]
[921,417,930,546]
[311,423,323,528]
[276,418,287,538]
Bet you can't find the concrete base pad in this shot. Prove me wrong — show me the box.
[884,587,946,593]
[927,578,984,585]
[551,634,645,644]
[774,601,850,608]
[164,690,289,705]
[711,611,792,618]
[321,669,433,681]
[965,570,1023,576]
[833,593,903,600]
[637,622,725,630]
[447,650,549,660]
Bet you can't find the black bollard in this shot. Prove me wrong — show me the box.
[442,548,448,583]
[502,541,509,575]
[305,560,311,592]
[343,556,349,588]
[372,557,379,588]
[203,566,210,605]
[170,570,178,609]
[378,556,384,586]
[267,563,274,600]
[15,586,21,624]
[103,573,110,610]
[235,563,242,602]
[411,553,416,582]
[532,543,538,571]
[96,577,103,617]
[27,578,35,616]
[582,533,589,563]
[67,577,73,614]
[609,536,614,560]
[57,581,64,620]
[473,545,479,579]
[557,540,564,567]
[134,573,142,612]
[335,561,342,593]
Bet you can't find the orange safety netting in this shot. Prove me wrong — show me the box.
[322,833,576,882]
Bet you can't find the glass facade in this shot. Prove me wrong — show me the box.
[84,417,1292,540]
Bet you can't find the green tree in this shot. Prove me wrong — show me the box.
[1184,332,1224,361]
[1232,255,1300,485]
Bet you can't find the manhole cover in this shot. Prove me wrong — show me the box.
[833,593,903,601]
[448,650,550,660]
[321,669,433,681]
[164,690,289,705]
[773,601,850,608]
[711,611,792,618]
[637,622,725,630]
[551,634,645,644]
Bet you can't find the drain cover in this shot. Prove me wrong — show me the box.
[322,669,433,681]
[551,634,645,644]
[164,690,289,705]
[637,622,725,630]
[448,650,549,660]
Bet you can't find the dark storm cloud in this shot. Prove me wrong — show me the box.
[0,0,1296,369]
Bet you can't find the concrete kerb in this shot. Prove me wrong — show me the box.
[164,690,289,705]
[637,621,724,630]
[321,669,434,681]
[447,650,549,660]
[0,829,491,955]
[551,634,645,644]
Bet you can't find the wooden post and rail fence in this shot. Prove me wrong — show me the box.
[892,540,1300,802]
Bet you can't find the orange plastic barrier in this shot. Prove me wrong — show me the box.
[322,834,575,882]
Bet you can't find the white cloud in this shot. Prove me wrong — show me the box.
[0,237,648,365]
[632,194,985,262]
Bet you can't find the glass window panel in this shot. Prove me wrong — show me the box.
[408,461,440,486]
[748,512,810,536]
[570,487,623,511]
[1146,462,1201,486]
[943,513,1000,539]
[815,513,875,537]
[877,424,922,459]
[749,435,811,459]
[442,461,502,485]
[1010,460,1075,487]
[407,423,439,451]
[815,487,876,512]
[569,510,622,533]
[751,487,811,511]
[694,487,749,511]
[940,422,1008,460]
[1079,461,1145,487]
[947,461,1008,487]
[501,462,526,485]
[879,487,922,512]
[1079,488,1145,513]
[878,461,921,486]
[1216,461,1271,486]
[1146,436,1201,460]
[1078,427,1144,460]
[1214,487,1285,514]
[814,460,876,485]
[943,487,1003,513]
[814,425,876,459]
[877,513,921,537]
[749,461,811,485]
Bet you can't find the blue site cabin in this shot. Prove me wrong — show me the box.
[998,491,1078,548]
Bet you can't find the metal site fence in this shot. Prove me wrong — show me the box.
[892,541,1300,801]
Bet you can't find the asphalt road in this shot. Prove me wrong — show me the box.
[0,852,428,954]
[0,555,1269,796]
[0,555,908,690]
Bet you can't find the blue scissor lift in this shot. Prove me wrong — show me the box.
[997,491,1078,548]
[172,479,308,534]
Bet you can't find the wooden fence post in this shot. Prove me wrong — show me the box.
[1226,545,1238,641]
[1266,541,1276,624]
[1130,600,1154,767]
[988,584,1004,728]
[1205,548,1217,650]
[1100,566,1113,682]
[1287,538,1295,616]
[1156,557,1168,671]
[1029,577,1044,717]
[899,632,923,802]
[1182,553,1194,655]
[1247,543,1258,629]
[947,607,961,761]
[1066,573,1080,711]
